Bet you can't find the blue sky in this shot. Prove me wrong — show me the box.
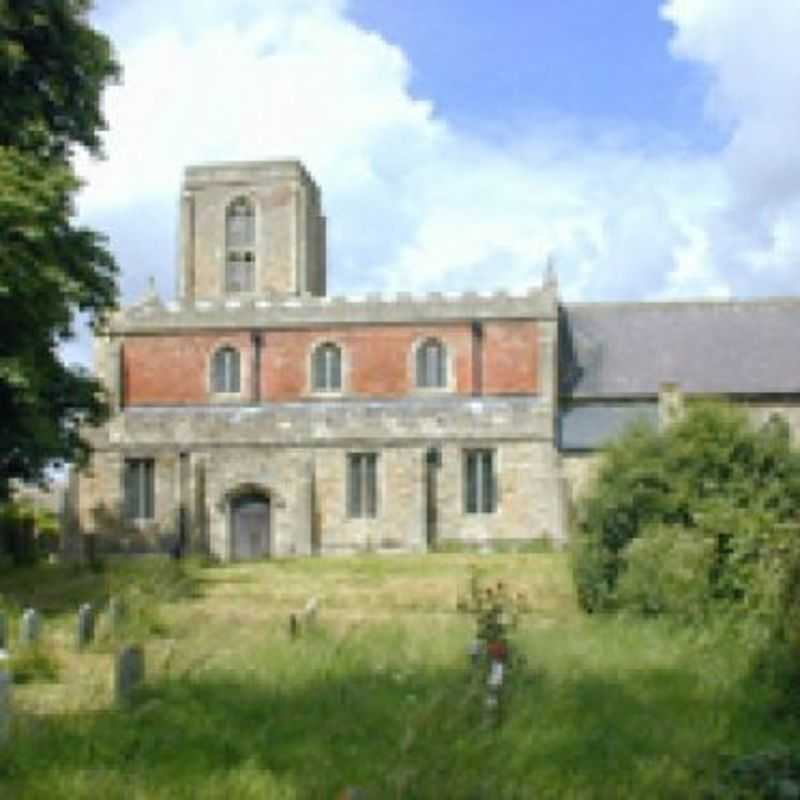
[348,0,711,146]
[66,0,800,369]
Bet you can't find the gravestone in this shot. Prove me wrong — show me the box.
[467,639,482,669]
[77,603,95,650]
[108,596,125,636]
[115,645,145,707]
[0,650,10,745]
[302,596,319,627]
[19,608,41,647]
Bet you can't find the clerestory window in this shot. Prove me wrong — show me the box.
[212,346,241,394]
[225,196,255,293]
[312,342,342,392]
[416,338,447,389]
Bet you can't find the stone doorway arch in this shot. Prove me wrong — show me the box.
[227,485,271,560]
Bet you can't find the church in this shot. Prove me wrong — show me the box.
[69,160,800,560]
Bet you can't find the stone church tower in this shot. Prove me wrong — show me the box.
[177,161,326,301]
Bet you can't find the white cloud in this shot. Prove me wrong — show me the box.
[75,0,800,332]
[662,0,800,295]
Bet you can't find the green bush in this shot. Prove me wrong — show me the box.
[616,523,716,620]
[571,402,800,619]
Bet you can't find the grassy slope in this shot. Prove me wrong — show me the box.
[0,553,797,799]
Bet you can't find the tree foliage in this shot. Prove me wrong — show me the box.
[571,402,800,620]
[0,0,119,498]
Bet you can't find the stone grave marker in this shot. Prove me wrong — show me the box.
[302,596,319,627]
[0,650,9,745]
[115,645,145,707]
[19,608,41,647]
[77,603,95,650]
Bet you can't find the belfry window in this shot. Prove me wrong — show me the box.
[312,342,342,392]
[212,346,241,393]
[225,196,255,293]
[416,338,447,389]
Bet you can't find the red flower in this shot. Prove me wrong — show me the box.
[486,639,508,662]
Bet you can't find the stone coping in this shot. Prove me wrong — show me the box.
[110,286,557,333]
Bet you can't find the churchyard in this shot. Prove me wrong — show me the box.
[0,552,797,799]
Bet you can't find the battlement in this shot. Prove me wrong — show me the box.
[112,283,558,333]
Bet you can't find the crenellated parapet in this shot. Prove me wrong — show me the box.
[112,284,558,333]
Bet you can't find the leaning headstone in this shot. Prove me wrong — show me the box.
[0,611,6,650]
[115,645,145,707]
[76,603,95,650]
[467,639,483,670]
[108,596,125,635]
[301,596,319,627]
[0,650,10,745]
[19,608,41,647]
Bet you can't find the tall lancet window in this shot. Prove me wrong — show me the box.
[225,196,255,293]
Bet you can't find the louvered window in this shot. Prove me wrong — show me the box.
[225,197,255,293]
[312,343,341,392]
[347,452,378,518]
[416,339,447,389]
[464,449,497,514]
[124,458,155,520]
[212,347,241,393]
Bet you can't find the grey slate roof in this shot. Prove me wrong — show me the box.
[560,299,800,398]
[558,402,658,451]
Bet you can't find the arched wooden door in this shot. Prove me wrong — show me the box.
[230,492,271,560]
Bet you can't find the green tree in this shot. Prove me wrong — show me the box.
[571,402,800,616]
[0,0,119,499]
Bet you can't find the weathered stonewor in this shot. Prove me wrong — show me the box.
[19,608,41,647]
[0,650,10,745]
[76,603,95,650]
[115,645,145,707]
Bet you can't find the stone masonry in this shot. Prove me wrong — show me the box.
[74,160,566,559]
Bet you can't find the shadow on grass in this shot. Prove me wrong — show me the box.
[0,655,752,799]
[0,557,203,617]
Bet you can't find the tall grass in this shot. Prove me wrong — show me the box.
[1,554,798,798]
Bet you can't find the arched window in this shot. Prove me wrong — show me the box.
[225,196,255,293]
[212,346,241,393]
[311,342,342,392]
[416,338,447,389]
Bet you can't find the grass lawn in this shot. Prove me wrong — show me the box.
[0,552,797,798]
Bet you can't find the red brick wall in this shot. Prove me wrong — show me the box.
[123,332,252,405]
[482,321,539,395]
[121,321,539,405]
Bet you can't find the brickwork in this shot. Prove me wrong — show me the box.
[120,320,539,405]
[482,321,539,395]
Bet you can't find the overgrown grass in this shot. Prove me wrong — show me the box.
[1,553,798,798]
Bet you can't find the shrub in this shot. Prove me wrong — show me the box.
[616,523,716,620]
[571,402,800,618]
